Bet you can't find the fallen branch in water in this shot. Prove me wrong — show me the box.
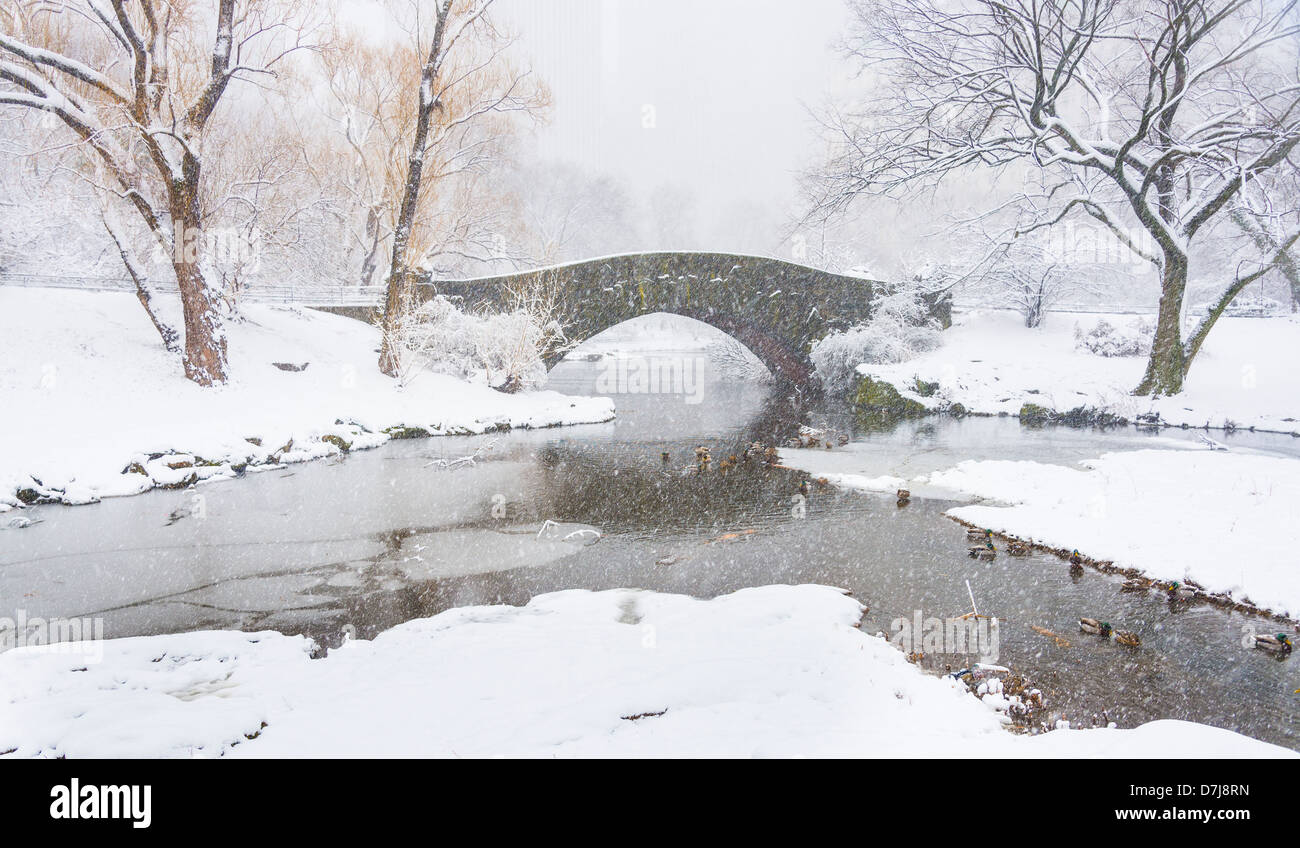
[424,439,498,470]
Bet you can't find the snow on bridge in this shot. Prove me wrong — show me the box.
[3,252,952,384]
[326,252,950,384]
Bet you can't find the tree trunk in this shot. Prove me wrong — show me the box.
[377,267,416,377]
[169,198,229,386]
[377,1,453,378]
[1134,255,1188,396]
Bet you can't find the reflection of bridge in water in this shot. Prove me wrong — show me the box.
[314,252,951,386]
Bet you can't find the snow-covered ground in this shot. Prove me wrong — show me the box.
[0,288,614,510]
[863,310,1300,433]
[1,585,1289,757]
[784,443,1300,620]
[925,449,1300,618]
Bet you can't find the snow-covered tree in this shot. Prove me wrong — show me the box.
[0,1,316,385]
[810,282,943,393]
[377,0,547,377]
[808,0,1300,396]
[960,232,1106,327]
[506,159,641,265]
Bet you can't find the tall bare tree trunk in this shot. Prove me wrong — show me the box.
[1135,255,1189,396]
[377,0,454,378]
[168,168,229,385]
[173,245,229,385]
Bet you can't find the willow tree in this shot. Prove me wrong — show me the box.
[809,0,1300,395]
[0,1,311,385]
[374,0,544,378]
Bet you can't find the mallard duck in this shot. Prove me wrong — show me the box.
[896,488,911,506]
[798,480,810,497]
[968,540,996,561]
[1167,581,1196,599]
[1007,540,1030,556]
[661,451,670,464]
[966,528,992,542]
[838,434,850,446]
[1113,630,1141,647]
[1121,577,1151,592]
[1079,618,1112,637]
[1069,549,1084,566]
[1254,633,1293,654]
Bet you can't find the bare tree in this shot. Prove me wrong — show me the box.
[1229,166,1300,311]
[0,1,313,385]
[376,0,544,377]
[507,160,640,265]
[808,0,1300,395]
[960,230,1108,326]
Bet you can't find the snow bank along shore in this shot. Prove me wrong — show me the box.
[857,310,1300,434]
[1,585,1290,757]
[783,443,1300,622]
[0,288,614,512]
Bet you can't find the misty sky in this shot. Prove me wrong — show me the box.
[496,0,856,258]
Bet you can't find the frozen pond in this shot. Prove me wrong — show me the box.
[2,359,1297,750]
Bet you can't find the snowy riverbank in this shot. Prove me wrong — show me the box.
[783,443,1300,620]
[0,288,614,511]
[860,310,1300,433]
[1,584,1289,757]
[925,449,1300,620]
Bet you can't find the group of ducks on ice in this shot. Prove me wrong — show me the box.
[964,526,1294,656]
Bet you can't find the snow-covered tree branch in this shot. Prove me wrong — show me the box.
[806,0,1300,396]
[0,0,319,385]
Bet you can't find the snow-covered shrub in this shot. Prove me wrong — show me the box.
[1073,318,1153,357]
[392,295,569,390]
[811,286,942,393]
[704,337,772,382]
[1224,294,1285,318]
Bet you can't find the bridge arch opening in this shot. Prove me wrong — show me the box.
[555,312,774,384]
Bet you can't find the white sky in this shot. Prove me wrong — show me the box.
[495,0,856,256]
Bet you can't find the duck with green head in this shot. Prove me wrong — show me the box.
[1079,618,1112,637]
[1254,633,1293,654]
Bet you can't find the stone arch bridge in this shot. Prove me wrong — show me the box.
[316,252,950,385]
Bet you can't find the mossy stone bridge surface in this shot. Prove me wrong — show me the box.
[318,252,950,384]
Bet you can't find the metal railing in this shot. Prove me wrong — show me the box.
[0,273,385,306]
